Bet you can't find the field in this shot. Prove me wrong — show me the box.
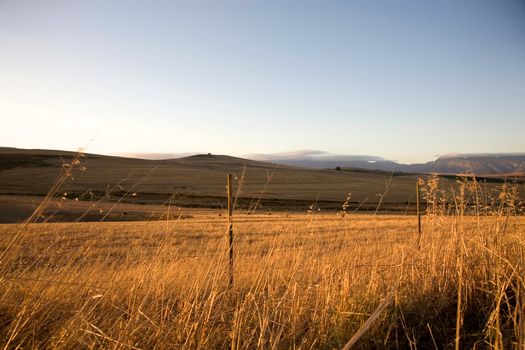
[2,148,523,224]
[1,149,525,348]
[1,206,525,349]
[0,148,459,223]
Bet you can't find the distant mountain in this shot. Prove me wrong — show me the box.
[418,154,525,175]
[248,151,525,175]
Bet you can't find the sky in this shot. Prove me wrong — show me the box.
[1,0,524,164]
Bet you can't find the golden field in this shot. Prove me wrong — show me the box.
[0,152,524,348]
[1,209,525,349]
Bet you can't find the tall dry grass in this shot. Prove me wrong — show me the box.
[0,169,524,349]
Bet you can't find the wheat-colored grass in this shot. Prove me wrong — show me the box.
[0,174,524,349]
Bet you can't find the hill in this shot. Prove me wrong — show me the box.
[0,147,522,222]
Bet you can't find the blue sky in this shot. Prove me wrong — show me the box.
[1,0,524,163]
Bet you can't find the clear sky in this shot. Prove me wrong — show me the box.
[1,0,524,163]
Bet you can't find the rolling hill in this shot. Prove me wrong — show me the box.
[0,147,522,222]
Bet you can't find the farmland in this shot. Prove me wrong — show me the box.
[1,208,525,348]
[1,148,525,348]
[1,148,522,223]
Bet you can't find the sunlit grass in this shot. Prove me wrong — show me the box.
[0,163,524,349]
[0,209,524,349]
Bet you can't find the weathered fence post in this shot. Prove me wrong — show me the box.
[227,173,234,288]
[416,179,421,236]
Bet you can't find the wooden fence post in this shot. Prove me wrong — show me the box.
[416,179,421,236]
[227,174,234,288]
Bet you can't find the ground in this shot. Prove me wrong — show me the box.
[0,212,524,348]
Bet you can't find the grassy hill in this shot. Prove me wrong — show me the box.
[0,147,521,222]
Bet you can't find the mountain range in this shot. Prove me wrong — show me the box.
[248,151,525,175]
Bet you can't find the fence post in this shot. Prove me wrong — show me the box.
[416,179,421,236]
[227,174,234,288]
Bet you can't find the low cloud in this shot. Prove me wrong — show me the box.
[245,150,386,162]
[118,152,198,160]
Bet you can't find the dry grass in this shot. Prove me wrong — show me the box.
[0,166,524,349]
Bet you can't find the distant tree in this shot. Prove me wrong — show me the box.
[335,166,341,171]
